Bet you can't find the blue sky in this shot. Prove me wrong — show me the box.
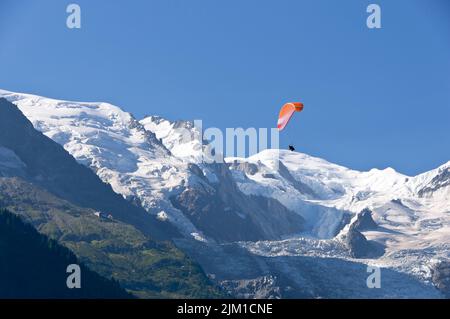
[0,0,449,175]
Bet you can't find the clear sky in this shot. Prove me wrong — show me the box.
[0,0,449,175]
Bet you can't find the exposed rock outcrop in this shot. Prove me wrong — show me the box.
[228,161,259,176]
[418,167,450,197]
[352,208,378,231]
[171,163,305,242]
[341,218,384,259]
[431,260,450,297]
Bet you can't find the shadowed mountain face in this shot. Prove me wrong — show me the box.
[0,208,132,299]
[0,98,177,240]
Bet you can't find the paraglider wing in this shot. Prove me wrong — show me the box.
[277,102,304,131]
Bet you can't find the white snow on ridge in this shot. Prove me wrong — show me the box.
[226,148,449,212]
[140,116,203,162]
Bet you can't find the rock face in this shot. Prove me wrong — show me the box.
[171,163,305,242]
[338,208,383,258]
[419,167,450,197]
[228,161,259,176]
[431,260,450,297]
[342,227,371,258]
[342,224,384,259]
[352,208,378,231]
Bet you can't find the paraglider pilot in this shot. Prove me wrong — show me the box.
[277,102,304,153]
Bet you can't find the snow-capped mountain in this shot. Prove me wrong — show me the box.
[1,89,449,298]
[0,90,204,238]
[227,149,450,246]
[140,115,203,162]
[225,150,449,296]
[0,90,306,243]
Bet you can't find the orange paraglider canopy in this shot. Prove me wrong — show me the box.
[277,102,304,131]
